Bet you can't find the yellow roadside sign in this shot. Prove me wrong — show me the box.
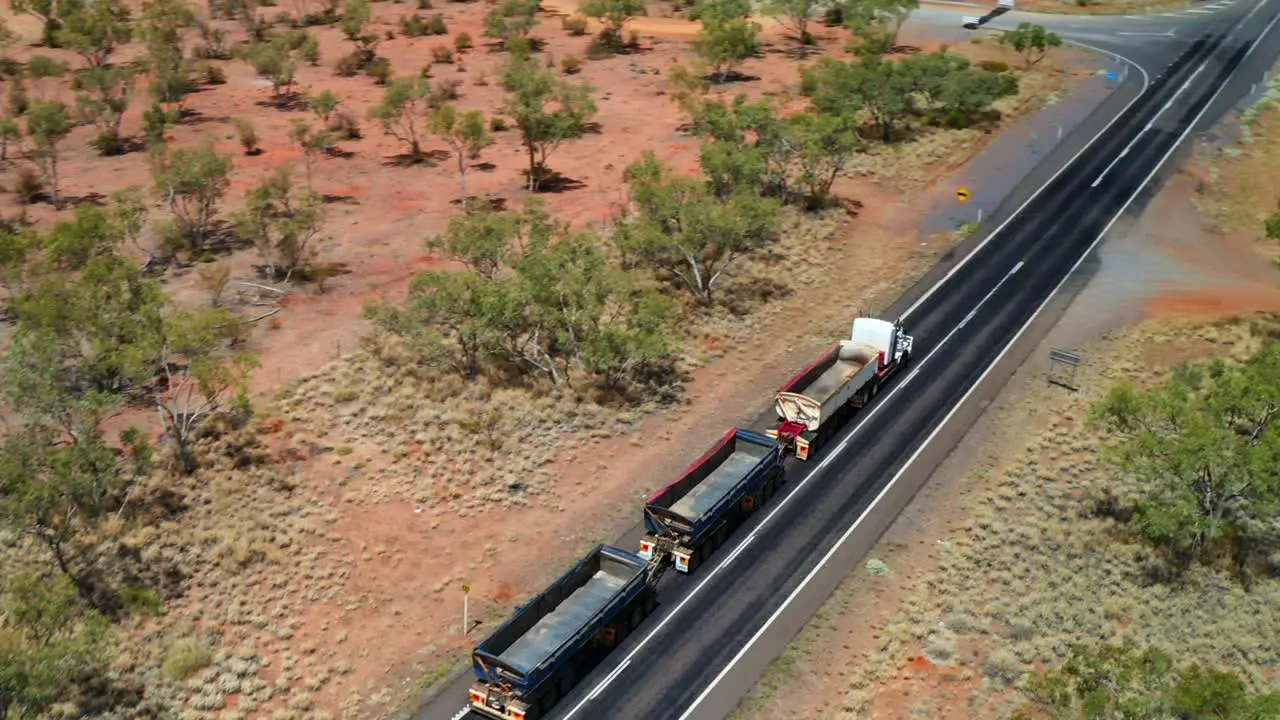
[956,187,971,202]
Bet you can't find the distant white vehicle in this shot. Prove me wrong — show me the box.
[962,14,982,28]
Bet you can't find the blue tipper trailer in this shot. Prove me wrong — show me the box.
[468,545,657,720]
[639,428,785,574]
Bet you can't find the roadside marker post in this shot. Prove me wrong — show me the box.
[462,584,471,635]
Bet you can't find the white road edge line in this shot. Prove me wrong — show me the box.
[676,9,1280,720]
[1093,62,1208,187]
[898,44,1151,322]
[586,660,631,701]
[557,42,1151,720]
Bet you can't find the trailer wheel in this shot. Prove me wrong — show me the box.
[558,671,576,700]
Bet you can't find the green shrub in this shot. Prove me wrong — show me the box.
[119,584,163,617]
[561,56,584,75]
[585,40,614,60]
[562,14,589,35]
[163,638,213,681]
[454,31,473,51]
[369,57,394,85]
[977,59,1010,73]
[334,51,364,77]
[234,117,259,154]
[400,13,430,37]
[431,45,455,64]
[13,165,44,205]
[91,130,124,155]
[328,110,362,139]
[489,116,508,132]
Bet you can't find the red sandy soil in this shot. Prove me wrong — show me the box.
[0,3,1101,716]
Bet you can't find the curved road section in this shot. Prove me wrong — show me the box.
[426,1,1280,718]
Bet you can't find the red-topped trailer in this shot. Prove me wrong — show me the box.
[767,317,912,460]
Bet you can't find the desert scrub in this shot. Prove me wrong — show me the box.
[273,344,642,513]
[164,638,214,681]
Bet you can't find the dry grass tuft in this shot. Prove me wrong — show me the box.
[1192,79,1280,265]
[163,637,213,682]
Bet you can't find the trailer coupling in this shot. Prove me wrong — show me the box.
[638,538,679,578]
[470,681,530,720]
[770,420,812,461]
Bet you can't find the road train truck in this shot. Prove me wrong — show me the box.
[469,545,658,720]
[638,428,785,574]
[768,317,913,460]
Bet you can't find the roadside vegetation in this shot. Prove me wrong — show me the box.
[1196,72,1280,268]
[0,0,1074,715]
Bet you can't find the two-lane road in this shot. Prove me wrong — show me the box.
[556,3,1280,720]
[422,1,1280,719]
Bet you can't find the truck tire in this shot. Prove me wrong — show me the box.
[644,594,657,616]
[558,671,576,700]
[630,605,644,630]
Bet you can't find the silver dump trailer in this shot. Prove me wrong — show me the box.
[768,318,912,460]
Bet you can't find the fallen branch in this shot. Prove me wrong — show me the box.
[230,280,286,295]
[239,307,282,325]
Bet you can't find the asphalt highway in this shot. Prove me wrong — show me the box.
[422,1,1280,718]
